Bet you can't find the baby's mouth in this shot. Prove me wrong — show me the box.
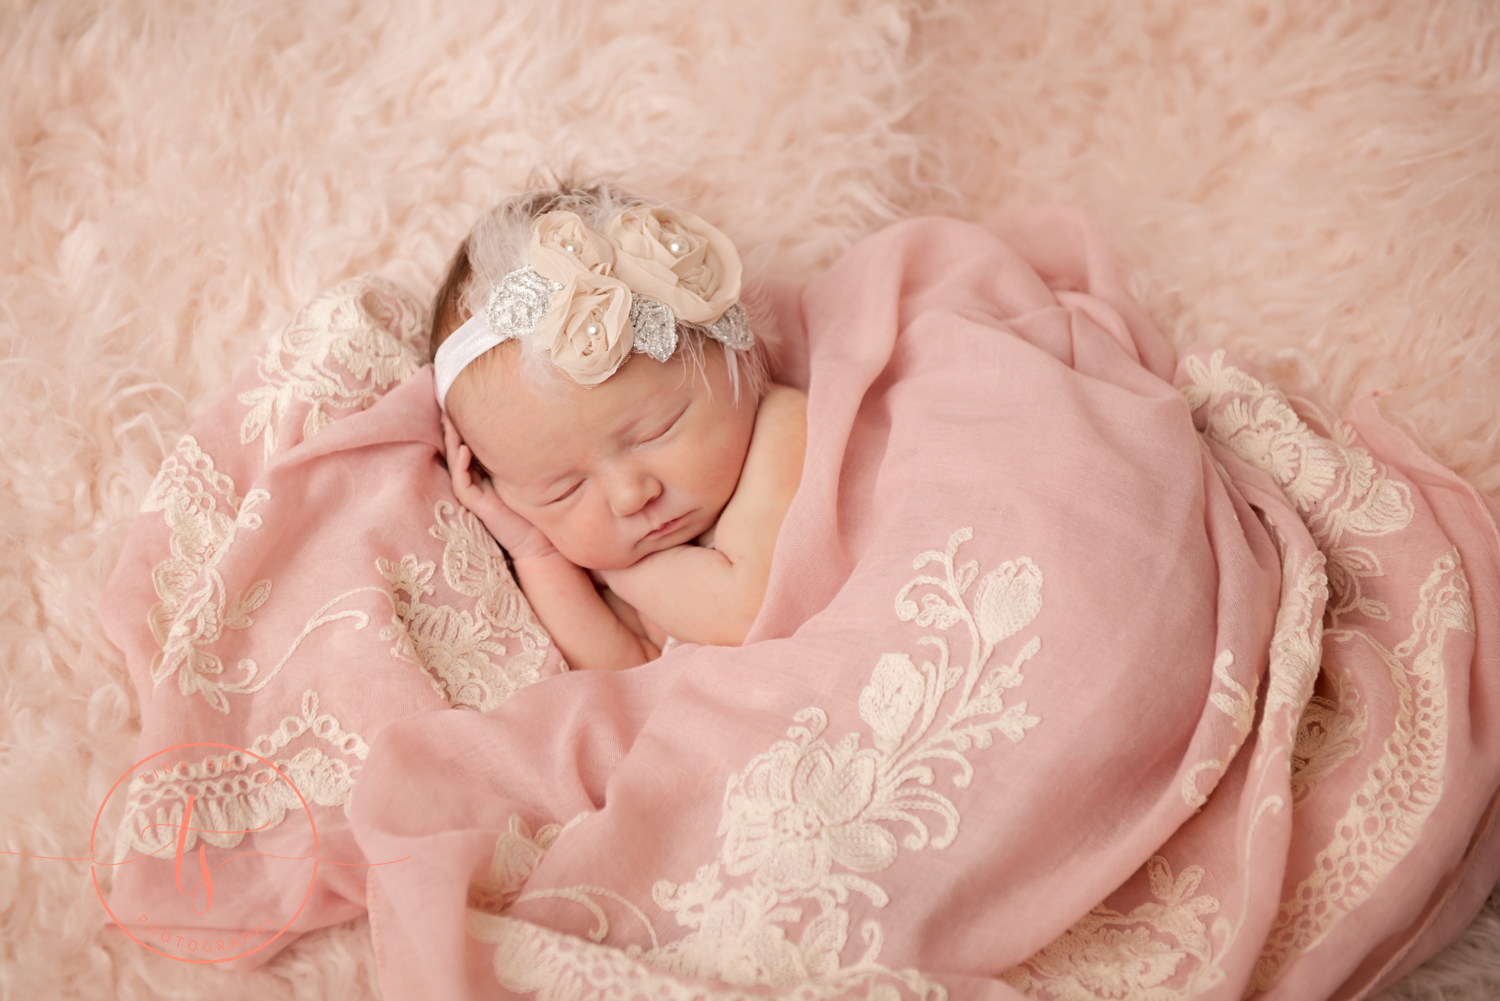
[644,513,689,541]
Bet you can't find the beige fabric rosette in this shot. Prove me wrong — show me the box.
[539,271,634,386]
[521,206,744,386]
[606,206,742,324]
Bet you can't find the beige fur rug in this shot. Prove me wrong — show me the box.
[3,1,1498,998]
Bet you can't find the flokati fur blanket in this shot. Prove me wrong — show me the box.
[101,210,1500,1000]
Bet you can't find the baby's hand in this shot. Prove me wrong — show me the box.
[442,416,556,561]
[595,555,676,648]
[597,586,669,656]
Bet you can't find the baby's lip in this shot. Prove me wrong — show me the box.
[644,512,690,541]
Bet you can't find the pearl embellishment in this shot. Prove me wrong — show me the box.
[585,321,604,338]
[667,238,687,255]
[564,240,582,254]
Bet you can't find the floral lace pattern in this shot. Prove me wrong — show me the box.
[469,912,944,1001]
[112,689,368,861]
[1180,351,1414,627]
[1251,551,1471,991]
[140,434,273,713]
[379,500,551,710]
[1002,350,1459,1000]
[1006,547,1330,999]
[1180,351,1472,992]
[1001,858,1221,1001]
[1181,650,1253,810]
[1289,667,1366,806]
[140,435,378,714]
[468,528,1045,999]
[145,458,546,718]
[131,274,554,867]
[238,276,427,460]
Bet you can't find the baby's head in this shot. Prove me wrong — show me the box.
[430,181,770,570]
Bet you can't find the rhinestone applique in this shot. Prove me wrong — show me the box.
[628,295,677,362]
[707,302,754,352]
[474,267,753,369]
[485,267,562,343]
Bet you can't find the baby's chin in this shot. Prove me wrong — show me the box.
[557,513,713,570]
[552,535,660,571]
[564,538,679,571]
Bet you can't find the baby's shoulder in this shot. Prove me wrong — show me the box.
[711,383,806,554]
[751,383,808,442]
[736,384,806,503]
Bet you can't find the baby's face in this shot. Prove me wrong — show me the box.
[447,345,758,570]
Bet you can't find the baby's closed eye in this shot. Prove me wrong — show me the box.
[637,404,688,445]
[545,481,583,505]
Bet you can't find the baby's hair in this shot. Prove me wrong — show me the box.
[428,176,769,402]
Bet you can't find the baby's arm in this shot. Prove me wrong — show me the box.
[598,384,807,646]
[443,417,657,671]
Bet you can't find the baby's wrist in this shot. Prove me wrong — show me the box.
[509,544,571,570]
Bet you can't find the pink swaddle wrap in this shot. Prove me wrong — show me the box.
[99,278,565,967]
[104,209,1500,1000]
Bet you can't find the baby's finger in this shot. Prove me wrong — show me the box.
[442,420,469,475]
[453,451,480,495]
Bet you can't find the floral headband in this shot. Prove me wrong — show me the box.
[433,205,754,407]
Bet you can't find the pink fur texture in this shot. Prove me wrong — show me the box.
[2,1,1497,998]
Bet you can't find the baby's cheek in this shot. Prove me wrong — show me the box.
[709,442,752,504]
[546,512,629,571]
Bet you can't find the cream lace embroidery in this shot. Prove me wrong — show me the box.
[127,276,554,870]
[1001,858,1221,1001]
[141,435,273,713]
[1262,549,1330,735]
[1181,650,1253,809]
[379,500,550,710]
[145,434,547,716]
[468,912,943,1001]
[468,815,567,916]
[237,276,427,460]
[143,434,387,712]
[1006,352,1431,999]
[1250,551,1471,991]
[1289,667,1366,806]
[1179,351,1469,990]
[468,528,1045,999]
[1180,351,1414,628]
[1004,547,1331,999]
[1002,549,1331,1000]
[112,689,368,861]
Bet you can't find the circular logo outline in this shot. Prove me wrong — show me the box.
[90,741,320,964]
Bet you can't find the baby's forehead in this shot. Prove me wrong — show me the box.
[459,350,694,453]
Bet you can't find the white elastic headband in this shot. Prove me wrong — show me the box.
[433,313,503,409]
[432,266,754,410]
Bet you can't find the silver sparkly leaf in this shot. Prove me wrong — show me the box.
[629,295,677,362]
[486,267,562,343]
[706,302,755,351]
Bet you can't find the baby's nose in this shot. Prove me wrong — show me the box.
[606,469,662,518]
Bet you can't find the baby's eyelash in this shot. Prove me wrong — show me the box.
[547,482,581,505]
[645,408,688,442]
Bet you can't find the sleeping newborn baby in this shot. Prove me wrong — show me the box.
[431,182,806,671]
